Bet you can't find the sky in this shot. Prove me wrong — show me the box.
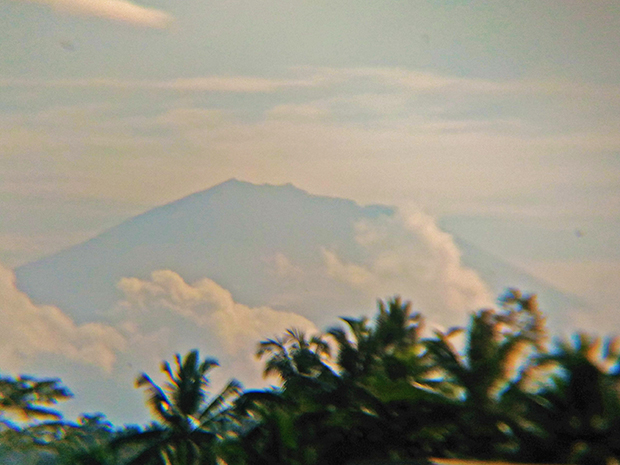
[0,0,619,421]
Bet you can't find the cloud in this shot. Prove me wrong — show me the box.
[264,252,304,279]
[156,76,324,93]
[322,210,494,327]
[298,66,620,100]
[15,0,173,28]
[116,270,318,382]
[1,67,618,270]
[0,76,325,93]
[0,263,126,372]
[1,76,618,223]
[322,249,373,287]
[303,67,504,93]
[3,67,620,101]
[267,103,331,121]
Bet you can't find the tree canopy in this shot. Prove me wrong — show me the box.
[1,290,619,465]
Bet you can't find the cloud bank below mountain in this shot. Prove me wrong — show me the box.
[0,263,125,372]
[322,210,493,327]
[117,270,317,355]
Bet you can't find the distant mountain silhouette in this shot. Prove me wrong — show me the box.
[15,179,586,331]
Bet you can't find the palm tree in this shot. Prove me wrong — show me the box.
[253,327,410,465]
[514,333,620,464]
[327,315,375,380]
[18,414,120,465]
[328,297,431,388]
[423,289,547,459]
[256,328,333,386]
[0,374,73,464]
[324,298,450,461]
[230,388,310,465]
[0,374,72,424]
[113,350,242,465]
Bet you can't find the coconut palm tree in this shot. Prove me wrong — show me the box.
[0,374,73,464]
[254,326,410,464]
[0,374,72,424]
[256,328,333,387]
[328,297,432,389]
[327,315,375,380]
[113,350,241,465]
[423,290,547,459]
[513,333,620,464]
[294,298,445,462]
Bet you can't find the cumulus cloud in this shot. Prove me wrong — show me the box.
[264,252,304,279]
[322,249,373,287]
[4,67,620,99]
[14,0,173,28]
[116,270,318,381]
[0,263,126,372]
[322,209,493,326]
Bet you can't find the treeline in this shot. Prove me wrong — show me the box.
[1,290,620,465]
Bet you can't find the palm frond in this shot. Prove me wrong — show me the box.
[199,379,243,424]
[136,374,174,424]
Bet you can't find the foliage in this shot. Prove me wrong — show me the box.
[112,350,242,465]
[0,375,72,424]
[1,291,620,465]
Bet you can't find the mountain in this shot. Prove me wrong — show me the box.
[454,237,588,332]
[15,178,585,330]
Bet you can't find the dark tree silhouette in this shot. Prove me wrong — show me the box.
[113,350,241,465]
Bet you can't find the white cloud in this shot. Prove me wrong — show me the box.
[1,86,618,226]
[322,210,493,326]
[0,263,126,372]
[156,76,325,93]
[264,252,304,279]
[309,67,504,93]
[1,67,618,268]
[116,270,318,381]
[14,0,173,28]
[3,67,620,101]
[322,249,373,287]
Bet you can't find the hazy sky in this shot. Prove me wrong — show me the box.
[1,2,619,343]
